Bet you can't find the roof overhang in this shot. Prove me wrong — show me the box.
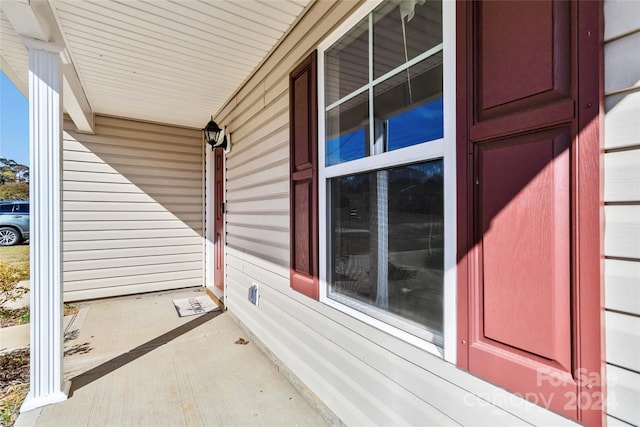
[0,0,313,132]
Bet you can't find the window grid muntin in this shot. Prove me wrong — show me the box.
[318,0,455,359]
[325,39,444,167]
[324,0,445,343]
[368,13,375,158]
[324,138,444,179]
[325,44,444,112]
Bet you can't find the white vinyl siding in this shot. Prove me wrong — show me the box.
[62,115,204,301]
[217,1,576,425]
[604,0,640,425]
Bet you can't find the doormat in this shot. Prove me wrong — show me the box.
[173,296,221,317]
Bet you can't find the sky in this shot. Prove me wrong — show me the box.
[0,71,29,167]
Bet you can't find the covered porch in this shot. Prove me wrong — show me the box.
[11,287,330,426]
[1,0,313,414]
[4,0,631,425]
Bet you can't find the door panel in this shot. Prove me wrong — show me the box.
[214,148,224,291]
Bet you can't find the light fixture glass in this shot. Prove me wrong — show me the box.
[202,116,222,150]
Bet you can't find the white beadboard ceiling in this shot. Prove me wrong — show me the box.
[0,9,29,96]
[0,0,311,129]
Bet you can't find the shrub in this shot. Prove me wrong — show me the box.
[0,182,29,200]
[0,262,29,309]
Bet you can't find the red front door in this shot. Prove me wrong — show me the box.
[214,148,224,291]
[457,1,602,424]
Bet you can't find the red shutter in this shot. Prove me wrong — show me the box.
[457,1,603,424]
[289,51,319,300]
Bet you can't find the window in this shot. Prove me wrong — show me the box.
[324,0,443,166]
[319,0,455,356]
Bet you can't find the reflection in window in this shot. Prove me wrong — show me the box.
[326,129,367,167]
[387,98,443,151]
[329,160,444,337]
[322,0,445,346]
[325,17,369,106]
[325,91,369,166]
[373,0,443,78]
[324,1,443,167]
[374,53,443,152]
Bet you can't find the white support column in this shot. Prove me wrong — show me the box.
[19,35,67,412]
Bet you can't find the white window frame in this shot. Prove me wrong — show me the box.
[318,0,456,362]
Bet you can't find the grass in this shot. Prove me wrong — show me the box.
[0,383,29,427]
[0,245,82,426]
[0,307,29,328]
[0,244,73,426]
[1,304,78,328]
[0,245,29,279]
[0,349,29,427]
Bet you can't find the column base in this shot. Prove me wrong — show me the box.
[20,386,68,413]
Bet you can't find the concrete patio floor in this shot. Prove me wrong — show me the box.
[15,287,330,427]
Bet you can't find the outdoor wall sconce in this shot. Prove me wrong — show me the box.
[202,116,230,152]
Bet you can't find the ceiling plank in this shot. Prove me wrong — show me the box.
[2,0,313,129]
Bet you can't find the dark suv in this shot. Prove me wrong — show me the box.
[0,201,30,246]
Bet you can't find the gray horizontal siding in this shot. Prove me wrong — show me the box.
[62,115,204,301]
[604,1,640,425]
